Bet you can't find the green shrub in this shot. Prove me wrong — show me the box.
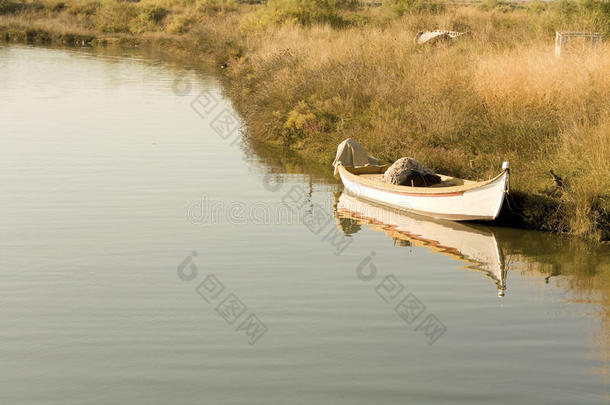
[68,1,101,16]
[47,0,66,12]
[195,0,238,14]
[166,13,195,33]
[0,0,21,14]
[552,0,578,17]
[250,0,360,28]
[478,0,522,12]
[96,0,138,33]
[129,4,168,33]
[527,0,547,13]
[0,0,45,14]
[549,0,610,36]
[386,0,445,16]
[580,0,610,35]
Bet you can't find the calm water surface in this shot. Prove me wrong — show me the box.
[1,45,608,404]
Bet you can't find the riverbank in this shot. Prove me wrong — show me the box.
[2,0,609,239]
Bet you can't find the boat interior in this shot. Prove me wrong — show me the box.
[342,164,480,189]
[358,173,471,188]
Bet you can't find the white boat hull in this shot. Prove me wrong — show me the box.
[338,168,509,221]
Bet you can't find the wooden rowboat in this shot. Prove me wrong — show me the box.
[335,162,510,222]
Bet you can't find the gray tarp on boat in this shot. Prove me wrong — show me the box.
[333,138,380,176]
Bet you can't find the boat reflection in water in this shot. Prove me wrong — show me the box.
[335,191,610,377]
[335,192,509,296]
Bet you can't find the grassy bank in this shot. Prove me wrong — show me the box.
[2,0,609,239]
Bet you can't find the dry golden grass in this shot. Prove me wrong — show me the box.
[224,9,609,239]
[1,0,609,238]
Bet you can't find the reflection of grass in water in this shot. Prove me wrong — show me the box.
[337,201,609,377]
[1,0,609,239]
[496,228,610,379]
[245,139,336,182]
